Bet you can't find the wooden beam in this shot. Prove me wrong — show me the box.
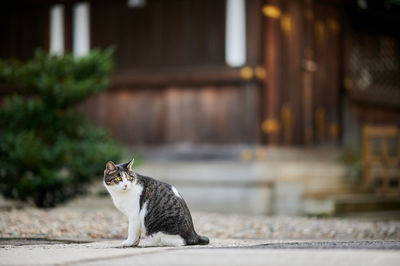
[263,0,282,145]
[110,67,243,88]
[302,0,315,146]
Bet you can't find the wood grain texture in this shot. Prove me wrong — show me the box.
[79,85,258,145]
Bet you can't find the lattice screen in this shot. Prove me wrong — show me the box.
[348,32,400,104]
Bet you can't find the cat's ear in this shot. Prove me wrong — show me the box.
[127,158,134,171]
[105,161,117,172]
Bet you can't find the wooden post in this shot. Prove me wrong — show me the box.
[326,14,341,145]
[246,0,263,143]
[280,0,303,145]
[262,0,282,145]
[302,0,315,145]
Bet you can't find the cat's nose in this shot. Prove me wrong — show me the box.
[123,184,127,189]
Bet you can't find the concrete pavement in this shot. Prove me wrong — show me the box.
[77,248,400,266]
[1,239,400,266]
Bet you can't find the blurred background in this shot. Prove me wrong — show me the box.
[0,0,400,217]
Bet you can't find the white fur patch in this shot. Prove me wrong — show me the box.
[139,201,148,237]
[171,186,182,199]
[141,232,185,247]
[105,178,142,217]
[105,177,144,246]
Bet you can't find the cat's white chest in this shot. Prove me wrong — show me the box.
[108,184,143,216]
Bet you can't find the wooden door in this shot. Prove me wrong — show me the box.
[363,125,400,195]
[261,0,341,146]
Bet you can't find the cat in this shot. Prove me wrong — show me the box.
[103,157,209,247]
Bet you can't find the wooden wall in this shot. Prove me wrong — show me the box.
[79,85,258,145]
[91,0,226,70]
[0,2,48,60]
[0,0,263,146]
[7,0,398,148]
[82,0,262,146]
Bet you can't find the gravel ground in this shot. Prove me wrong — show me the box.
[1,202,399,241]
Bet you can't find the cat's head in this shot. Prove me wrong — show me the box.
[103,158,135,193]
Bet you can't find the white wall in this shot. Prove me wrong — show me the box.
[225,0,247,67]
[73,2,90,57]
[49,4,65,55]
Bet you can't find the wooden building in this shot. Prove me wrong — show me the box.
[1,0,400,196]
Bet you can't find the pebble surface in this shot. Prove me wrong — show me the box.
[1,205,399,241]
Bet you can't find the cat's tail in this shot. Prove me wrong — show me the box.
[196,235,210,245]
[186,234,209,245]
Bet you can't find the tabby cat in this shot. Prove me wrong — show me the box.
[103,158,209,247]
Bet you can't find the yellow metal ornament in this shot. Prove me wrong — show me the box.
[262,5,281,19]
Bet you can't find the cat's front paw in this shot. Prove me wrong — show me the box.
[121,238,140,247]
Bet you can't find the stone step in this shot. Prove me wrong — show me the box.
[304,193,400,216]
[135,160,274,214]
[135,156,347,215]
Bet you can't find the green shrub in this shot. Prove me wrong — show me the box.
[0,49,121,207]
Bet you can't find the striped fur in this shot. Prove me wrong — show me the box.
[104,159,209,247]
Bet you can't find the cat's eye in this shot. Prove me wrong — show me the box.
[117,176,122,181]
[127,176,132,181]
